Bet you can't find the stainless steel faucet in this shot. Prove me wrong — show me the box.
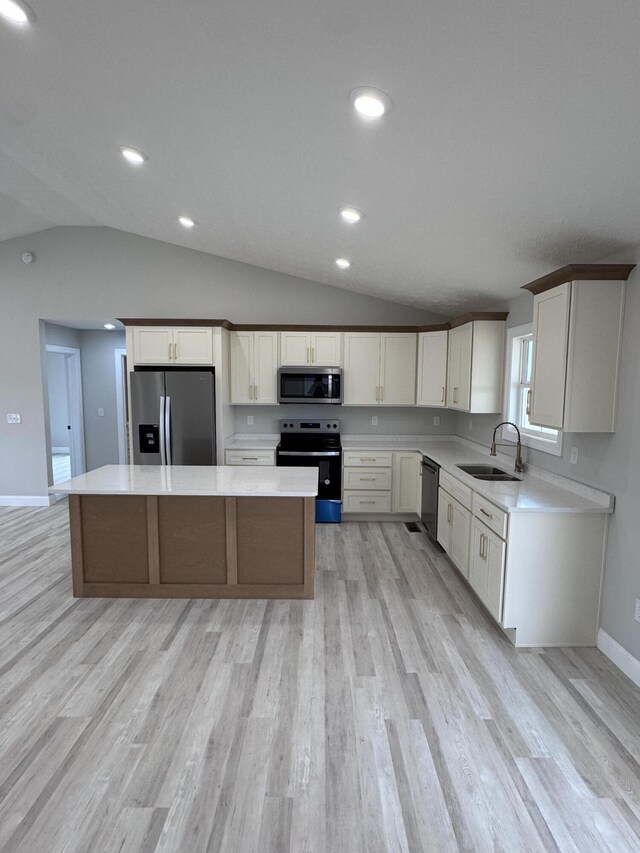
[490,422,525,473]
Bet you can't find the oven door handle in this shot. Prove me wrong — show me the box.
[277,450,341,457]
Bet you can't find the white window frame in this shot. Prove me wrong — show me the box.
[501,323,563,457]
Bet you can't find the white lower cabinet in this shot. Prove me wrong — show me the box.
[469,518,506,621]
[342,449,421,515]
[224,450,275,465]
[437,487,471,577]
[437,469,608,647]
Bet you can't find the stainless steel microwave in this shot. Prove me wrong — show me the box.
[277,366,342,404]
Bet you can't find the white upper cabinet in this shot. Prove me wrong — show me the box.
[132,327,213,366]
[230,331,278,405]
[279,331,342,366]
[529,284,570,429]
[417,330,448,407]
[525,266,633,432]
[343,332,416,405]
[446,320,504,413]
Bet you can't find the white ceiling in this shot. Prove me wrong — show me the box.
[1,0,639,313]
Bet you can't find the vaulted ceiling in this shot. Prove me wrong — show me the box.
[1,0,639,312]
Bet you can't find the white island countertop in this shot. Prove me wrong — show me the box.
[49,465,318,497]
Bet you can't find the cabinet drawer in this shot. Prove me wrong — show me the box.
[343,491,392,513]
[439,469,472,510]
[224,450,275,466]
[344,468,392,490]
[472,493,508,539]
[343,450,393,467]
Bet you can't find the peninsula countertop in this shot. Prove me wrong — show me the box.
[49,464,319,497]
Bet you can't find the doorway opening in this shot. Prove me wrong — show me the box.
[45,345,86,484]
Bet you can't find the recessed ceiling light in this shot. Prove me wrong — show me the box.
[119,146,147,166]
[0,0,35,25]
[335,257,351,270]
[340,207,363,224]
[178,215,195,229]
[103,323,116,330]
[350,87,392,119]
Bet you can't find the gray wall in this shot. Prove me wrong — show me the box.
[78,330,126,470]
[46,352,69,448]
[453,258,640,662]
[0,226,444,498]
[235,405,456,436]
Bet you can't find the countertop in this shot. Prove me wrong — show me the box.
[225,433,613,514]
[49,465,318,497]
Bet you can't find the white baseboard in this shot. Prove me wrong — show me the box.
[0,495,55,507]
[52,447,70,455]
[597,629,640,689]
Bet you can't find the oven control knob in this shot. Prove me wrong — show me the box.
[324,479,330,485]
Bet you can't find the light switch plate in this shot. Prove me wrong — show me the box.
[371,416,378,426]
[468,419,473,430]
[247,415,254,425]
[570,447,579,465]
[6,413,21,424]
[98,408,104,417]
[433,416,440,426]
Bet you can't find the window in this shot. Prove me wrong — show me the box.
[502,323,562,456]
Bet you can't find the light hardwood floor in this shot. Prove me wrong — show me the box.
[1,501,639,852]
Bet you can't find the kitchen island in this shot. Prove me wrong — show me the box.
[50,465,317,599]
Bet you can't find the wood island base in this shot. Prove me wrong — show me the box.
[68,494,316,599]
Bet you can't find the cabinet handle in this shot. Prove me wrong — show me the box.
[360,457,376,462]
[174,342,178,360]
[360,500,376,505]
[311,347,315,363]
[379,385,384,402]
[441,386,445,402]
[453,386,458,404]
[375,385,379,402]
[168,343,172,360]
[253,384,258,400]
[306,347,310,364]
[479,533,484,558]
[480,508,494,520]
[526,389,532,416]
[447,503,452,523]
[359,477,376,481]
[242,457,258,461]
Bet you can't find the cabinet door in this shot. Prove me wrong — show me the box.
[446,328,460,407]
[311,332,343,366]
[253,332,279,404]
[417,331,447,407]
[230,331,253,404]
[280,332,310,366]
[469,519,506,621]
[450,498,471,577]
[392,452,420,513]
[173,328,214,365]
[343,333,381,405]
[379,333,417,405]
[437,487,452,552]
[530,283,570,429]
[133,327,174,365]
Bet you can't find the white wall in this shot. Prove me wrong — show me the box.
[454,259,640,663]
[0,226,444,499]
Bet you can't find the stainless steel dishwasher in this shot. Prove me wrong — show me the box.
[421,455,440,541]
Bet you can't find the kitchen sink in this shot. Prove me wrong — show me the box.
[456,464,521,482]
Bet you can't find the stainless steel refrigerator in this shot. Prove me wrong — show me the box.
[130,369,216,465]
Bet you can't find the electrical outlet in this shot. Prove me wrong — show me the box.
[371,416,378,426]
[6,413,21,424]
[247,415,254,425]
[433,416,440,426]
[468,419,473,431]
[97,408,104,417]
[635,599,640,623]
[570,447,579,465]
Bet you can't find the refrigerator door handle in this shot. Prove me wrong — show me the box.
[165,395,172,465]
[159,395,167,465]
